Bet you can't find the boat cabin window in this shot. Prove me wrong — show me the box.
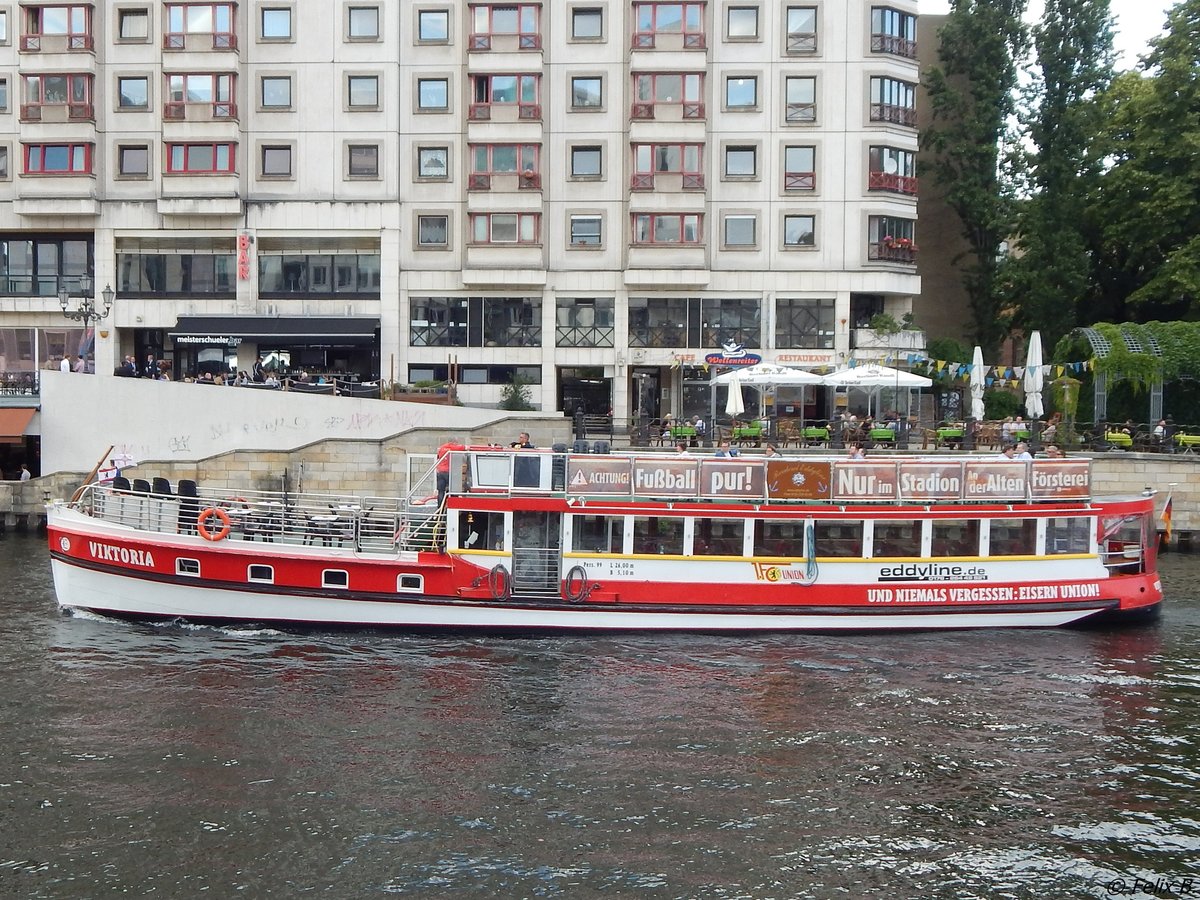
[457,510,504,550]
[397,574,424,592]
[248,564,274,583]
[754,520,804,558]
[633,515,683,555]
[931,519,980,558]
[813,520,863,558]
[1046,517,1091,555]
[572,514,624,554]
[988,518,1037,557]
[322,569,349,589]
[694,518,744,556]
[176,558,200,577]
[873,521,921,559]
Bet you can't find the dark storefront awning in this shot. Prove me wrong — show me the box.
[0,407,37,442]
[168,317,380,346]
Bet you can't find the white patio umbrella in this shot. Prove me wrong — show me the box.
[823,364,932,418]
[1024,331,1045,419]
[970,346,986,421]
[713,362,824,386]
[724,373,746,417]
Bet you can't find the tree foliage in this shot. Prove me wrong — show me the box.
[922,0,1028,358]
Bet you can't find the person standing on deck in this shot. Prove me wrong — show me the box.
[435,441,466,505]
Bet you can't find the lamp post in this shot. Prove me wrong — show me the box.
[58,274,114,332]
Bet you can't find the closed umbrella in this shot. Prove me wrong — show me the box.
[724,374,746,417]
[1024,331,1045,419]
[970,346,986,421]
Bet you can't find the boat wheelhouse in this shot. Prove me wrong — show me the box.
[46,448,1162,631]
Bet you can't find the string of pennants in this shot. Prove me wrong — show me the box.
[898,353,1095,389]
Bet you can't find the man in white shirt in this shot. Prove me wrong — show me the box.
[59,355,71,373]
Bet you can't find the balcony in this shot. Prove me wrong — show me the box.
[163,32,238,51]
[631,31,706,50]
[629,102,705,121]
[784,172,816,191]
[19,102,94,123]
[468,32,541,50]
[786,32,817,53]
[871,34,917,59]
[868,240,918,264]
[870,104,917,128]
[468,102,541,122]
[163,101,238,121]
[852,327,926,352]
[629,173,704,192]
[868,171,918,195]
[468,172,541,191]
[785,103,816,124]
[20,33,94,52]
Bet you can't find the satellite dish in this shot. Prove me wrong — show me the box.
[884,157,899,174]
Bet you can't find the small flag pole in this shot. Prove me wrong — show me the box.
[1161,483,1176,547]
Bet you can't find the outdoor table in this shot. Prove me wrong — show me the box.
[803,427,830,445]
[1175,434,1200,453]
[732,424,763,444]
[869,428,896,445]
[669,426,697,439]
[937,428,964,447]
[1106,432,1134,448]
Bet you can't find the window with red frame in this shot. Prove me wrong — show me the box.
[166,142,235,174]
[472,74,539,105]
[24,143,92,174]
[167,73,234,103]
[470,4,539,48]
[470,213,540,244]
[632,2,704,48]
[22,73,91,109]
[470,144,538,175]
[22,5,91,49]
[165,3,234,34]
[783,145,816,191]
[631,143,703,189]
[868,146,917,194]
[631,213,702,244]
[631,72,704,118]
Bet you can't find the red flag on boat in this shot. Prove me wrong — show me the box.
[1161,494,1173,545]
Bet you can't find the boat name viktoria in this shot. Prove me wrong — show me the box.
[89,542,156,567]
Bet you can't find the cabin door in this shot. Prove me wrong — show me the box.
[512,511,562,596]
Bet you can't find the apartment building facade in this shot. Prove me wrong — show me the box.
[0,0,920,426]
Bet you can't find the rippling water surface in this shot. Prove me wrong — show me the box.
[2,533,1198,898]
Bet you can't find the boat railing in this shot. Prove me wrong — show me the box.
[77,482,446,553]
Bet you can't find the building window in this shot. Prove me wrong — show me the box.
[257,253,380,294]
[724,145,756,178]
[725,76,758,110]
[632,72,704,119]
[0,236,93,295]
[726,6,759,39]
[724,215,757,247]
[631,143,703,190]
[869,146,917,194]
[870,77,916,127]
[469,144,539,189]
[868,215,917,262]
[347,6,379,40]
[571,145,602,178]
[0,10,7,44]
[347,144,379,177]
[628,297,760,350]
[785,5,817,52]
[871,7,917,58]
[260,76,292,108]
[165,3,234,44]
[22,5,91,48]
[260,7,292,39]
[24,143,92,174]
[784,214,816,247]
[0,78,6,112]
[470,3,540,50]
[631,214,702,245]
[784,145,816,191]
[0,146,9,180]
[569,215,603,247]
[571,7,602,39]
[166,142,234,174]
[410,297,543,349]
[347,75,379,108]
[260,145,292,177]
[785,76,816,122]
[470,74,540,118]
[118,145,150,177]
[165,73,235,117]
[417,215,450,247]
[21,74,93,121]
[470,213,540,244]
[417,78,449,110]
[632,2,705,49]
[417,147,449,179]
[114,255,221,297]
[571,76,602,109]
[117,9,149,40]
[117,76,149,109]
[557,297,614,346]
[776,297,834,349]
[417,9,449,42]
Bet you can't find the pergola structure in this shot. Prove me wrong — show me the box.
[1074,326,1164,423]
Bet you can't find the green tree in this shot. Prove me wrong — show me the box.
[498,375,535,411]
[1085,0,1200,321]
[1008,0,1115,346]
[922,0,1028,358]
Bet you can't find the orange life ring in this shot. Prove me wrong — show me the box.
[197,507,232,541]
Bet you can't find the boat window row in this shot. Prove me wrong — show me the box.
[173,558,424,593]
[563,514,1094,559]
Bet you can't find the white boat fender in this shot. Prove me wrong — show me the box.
[488,564,511,601]
[564,565,591,603]
[197,507,232,542]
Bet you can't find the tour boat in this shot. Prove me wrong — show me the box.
[46,448,1163,632]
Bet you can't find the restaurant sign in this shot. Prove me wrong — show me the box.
[765,460,832,501]
[1029,459,1090,500]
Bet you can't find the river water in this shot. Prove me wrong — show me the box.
[1,532,1198,899]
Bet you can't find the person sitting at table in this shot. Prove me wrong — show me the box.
[1001,416,1017,444]
[714,440,738,458]
[661,414,675,441]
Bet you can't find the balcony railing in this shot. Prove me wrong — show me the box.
[786,32,818,53]
[630,173,655,191]
[681,173,704,190]
[868,241,918,264]
[163,32,237,50]
[629,325,687,348]
[868,171,918,195]
[871,34,917,58]
[163,101,238,120]
[468,173,491,191]
[870,103,917,127]
[555,324,616,348]
[785,102,816,123]
[632,31,705,49]
[469,32,541,50]
[785,172,816,191]
[519,171,541,189]
[20,33,93,51]
[518,102,541,119]
[468,103,491,120]
[19,102,95,122]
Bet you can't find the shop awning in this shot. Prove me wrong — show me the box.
[168,317,380,346]
[0,407,37,441]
